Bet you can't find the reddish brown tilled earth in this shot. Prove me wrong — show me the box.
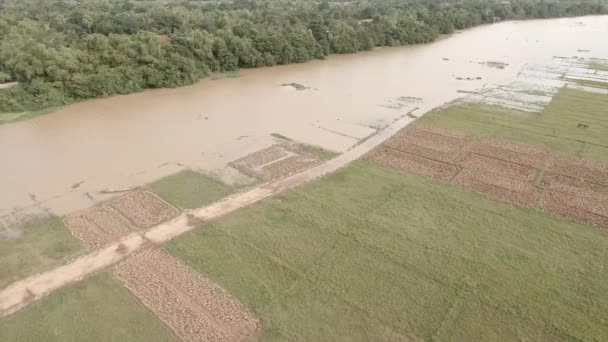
[63,207,131,250]
[457,153,539,181]
[549,155,608,185]
[259,155,321,181]
[368,146,460,181]
[543,191,608,229]
[370,122,608,230]
[385,124,471,163]
[468,138,550,168]
[540,172,608,197]
[110,190,179,229]
[114,249,260,342]
[454,170,541,206]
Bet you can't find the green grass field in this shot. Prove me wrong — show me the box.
[167,161,608,341]
[0,272,176,342]
[148,170,244,210]
[0,216,82,288]
[421,88,608,161]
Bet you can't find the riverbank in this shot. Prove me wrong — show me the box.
[1,58,607,339]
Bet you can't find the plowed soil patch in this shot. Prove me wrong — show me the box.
[110,191,179,229]
[469,138,550,168]
[114,249,260,342]
[63,207,130,250]
[368,147,459,181]
[408,123,469,139]
[259,155,321,180]
[457,153,538,181]
[541,172,608,197]
[385,125,470,162]
[544,191,608,229]
[549,156,608,185]
[454,170,540,206]
[231,145,291,177]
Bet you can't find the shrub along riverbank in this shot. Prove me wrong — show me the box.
[1,0,606,114]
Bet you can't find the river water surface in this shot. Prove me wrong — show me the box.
[1,16,607,219]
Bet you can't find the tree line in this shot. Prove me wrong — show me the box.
[1,0,606,113]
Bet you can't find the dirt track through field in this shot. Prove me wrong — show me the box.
[114,249,259,342]
[0,104,425,318]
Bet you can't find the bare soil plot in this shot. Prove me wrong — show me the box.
[469,138,550,168]
[368,146,460,181]
[385,124,470,162]
[549,155,608,185]
[114,249,260,342]
[110,191,179,229]
[544,191,608,229]
[258,155,321,181]
[453,169,541,206]
[231,144,321,181]
[63,207,130,250]
[231,145,292,177]
[457,153,539,181]
[540,172,608,196]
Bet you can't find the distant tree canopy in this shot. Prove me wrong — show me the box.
[0,0,606,113]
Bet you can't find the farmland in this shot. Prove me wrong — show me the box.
[0,216,81,289]
[0,272,176,342]
[422,88,608,161]
[167,161,608,341]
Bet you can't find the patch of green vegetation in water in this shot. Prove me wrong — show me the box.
[167,161,608,341]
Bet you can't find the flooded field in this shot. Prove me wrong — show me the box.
[1,15,608,219]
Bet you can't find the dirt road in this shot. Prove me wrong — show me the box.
[0,105,427,317]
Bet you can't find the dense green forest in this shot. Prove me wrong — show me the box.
[0,0,606,113]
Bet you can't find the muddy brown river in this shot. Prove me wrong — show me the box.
[1,16,607,220]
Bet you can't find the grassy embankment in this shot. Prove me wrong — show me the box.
[422,87,608,161]
[0,216,82,289]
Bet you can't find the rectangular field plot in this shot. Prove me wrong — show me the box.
[469,138,550,168]
[549,155,608,185]
[63,207,130,250]
[114,249,260,342]
[544,191,608,229]
[368,146,460,181]
[384,123,470,162]
[231,144,321,181]
[110,190,179,229]
[232,145,291,173]
[456,153,539,181]
[258,155,321,181]
[453,170,540,206]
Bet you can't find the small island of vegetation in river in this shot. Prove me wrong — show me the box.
[0,0,606,119]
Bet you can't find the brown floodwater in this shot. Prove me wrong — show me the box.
[1,16,607,219]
